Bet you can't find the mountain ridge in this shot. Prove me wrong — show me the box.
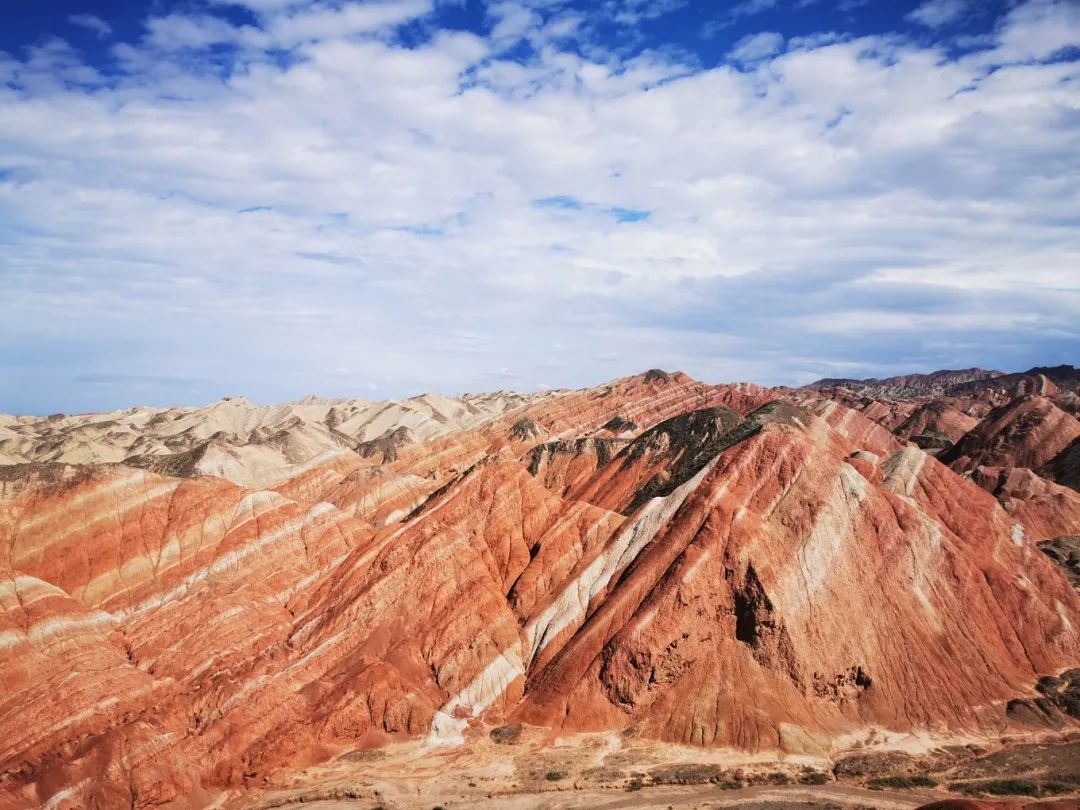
[0,368,1078,809]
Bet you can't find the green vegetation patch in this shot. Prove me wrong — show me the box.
[867,775,937,790]
[949,778,1041,797]
[648,763,731,785]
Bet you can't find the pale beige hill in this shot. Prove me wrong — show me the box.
[335,391,543,441]
[0,390,550,488]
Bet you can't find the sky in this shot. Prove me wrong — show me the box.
[1,0,1078,414]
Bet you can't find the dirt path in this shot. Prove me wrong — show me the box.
[264,781,939,809]
[478,781,939,809]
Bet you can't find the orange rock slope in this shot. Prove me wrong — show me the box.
[1,370,1079,808]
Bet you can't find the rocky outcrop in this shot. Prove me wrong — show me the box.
[600,415,637,434]
[941,396,1080,474]
[1042,437,1080,493]
[896,401,980,445]
[356,425,415,463]
[526,438,629,497]
[509,417,543,441]
[971,467,1080,541]
[1040,536,1080,593]
[1005,669,1080,726]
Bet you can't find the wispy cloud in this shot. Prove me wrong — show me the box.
[730,0,780,18]
[68,14,113,38]
[728,31,784,62]
[703,0,820,38]
[906,0,969,29]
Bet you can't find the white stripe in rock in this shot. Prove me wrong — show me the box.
[779,463,868,618]
[41,779,90,810]
[427,648,526,746]
[425,457,721,748]
[1011,523,1025,546]
[883,446,927,498]
[524,457,720,666]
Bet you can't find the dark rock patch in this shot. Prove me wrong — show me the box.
[510,417,543,441]
[1038,536,1080,593]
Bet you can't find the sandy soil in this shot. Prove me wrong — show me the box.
[220,730,1080,810]
[263,783,934,809]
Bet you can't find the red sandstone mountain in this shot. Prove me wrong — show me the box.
[895,400,978,440]
[1043,437,1080,494]
[940,396,1080,474]
[894,400,981,454]
[1,370,1078,809]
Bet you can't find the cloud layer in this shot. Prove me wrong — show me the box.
[1,0,1078,413]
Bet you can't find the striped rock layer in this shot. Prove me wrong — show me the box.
[0,370,1078,808]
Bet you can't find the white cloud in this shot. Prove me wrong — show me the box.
[0,0,1078,412]
[906,0,968,29]
[731,0,780,17]
[728,31,784,62]
[208,0,308,12]
[267,0,435,45]
[139,0,434,52]
[68,14,113,38]
[989,0,1080,64]
[609,0,687,25]
[703,0,779,35]
[143,14,264,51]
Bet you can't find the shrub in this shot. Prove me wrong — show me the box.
[1041,782,1072,795]
[545,770,565,782]
[832,751,915,779]
[950,779,1040,797]
[489,724,522,744]
[867,775,937,790]
[648,764,728,785]
[626,777,644,791]
[799,771,831,785]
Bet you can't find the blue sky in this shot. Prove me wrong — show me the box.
[1,0,1078,413]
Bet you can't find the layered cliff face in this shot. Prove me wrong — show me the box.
[940,397,1080,474]
[1,370,1079,809]
[515,423,1077,750]
[803,370,1080,569]
[0,462,372,807]
[894,401,980,448]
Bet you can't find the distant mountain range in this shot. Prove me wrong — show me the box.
[806,364,1079,399]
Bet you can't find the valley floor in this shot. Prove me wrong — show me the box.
[228,731,1080,810]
